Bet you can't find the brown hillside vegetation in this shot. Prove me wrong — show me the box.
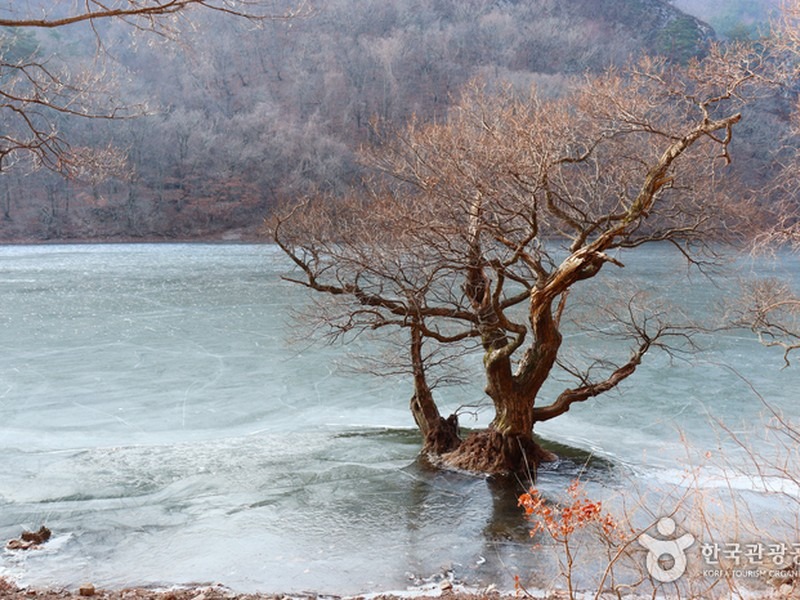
[1,0,715,241]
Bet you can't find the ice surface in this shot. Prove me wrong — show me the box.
[0,244,798,594]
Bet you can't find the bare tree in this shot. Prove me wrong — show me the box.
[274,46,758,475]
[735,0,800,363]
[0,0,306,177]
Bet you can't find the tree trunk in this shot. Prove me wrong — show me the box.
[437,359,556,474]
[430,206,560,474]
[435,318,558,474]
[408,323,461,455]
[443,357,557,474]
[437,281,563,474]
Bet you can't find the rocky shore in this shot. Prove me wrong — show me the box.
[0,579,515,600]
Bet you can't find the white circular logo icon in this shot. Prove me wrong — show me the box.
[637,517,695,583]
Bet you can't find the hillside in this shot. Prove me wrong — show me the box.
[674,0,779,38]
[2,0,715,241]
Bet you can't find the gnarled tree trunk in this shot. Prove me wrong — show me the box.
[435,200,560,474]
[408,322,461,455]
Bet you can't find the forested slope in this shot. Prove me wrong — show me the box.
[673,0,778,39]
[0,0,734,241]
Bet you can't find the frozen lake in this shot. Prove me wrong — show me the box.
[0,243,798,594]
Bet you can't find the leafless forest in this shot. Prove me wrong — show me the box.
[1,0,791,241]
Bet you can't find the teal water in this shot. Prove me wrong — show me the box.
[0,243,797,594]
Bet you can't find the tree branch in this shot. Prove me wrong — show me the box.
[0,1,304,29]
[532,337,651,423]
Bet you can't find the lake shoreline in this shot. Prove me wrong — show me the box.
[0,229,267,246]
[1,579,791,600]
[0,579,514,600]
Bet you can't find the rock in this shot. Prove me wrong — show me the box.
[78,584,95,597]
[21,527,51,545]
[438,579,453,592]
[6,526,52,551]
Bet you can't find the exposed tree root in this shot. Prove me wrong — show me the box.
[421,413,462,455]
[439,428,557,475]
